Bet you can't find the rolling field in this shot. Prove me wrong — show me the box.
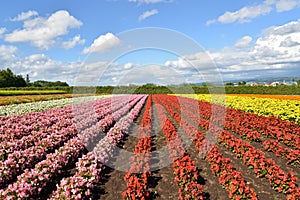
[0,94,299,199]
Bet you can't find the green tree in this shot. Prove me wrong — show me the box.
[0,68,26,87]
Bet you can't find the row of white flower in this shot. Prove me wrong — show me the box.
[0,95,111,116]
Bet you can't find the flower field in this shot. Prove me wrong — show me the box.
[0,94,299,199]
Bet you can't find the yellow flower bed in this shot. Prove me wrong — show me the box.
[177,94,300,124]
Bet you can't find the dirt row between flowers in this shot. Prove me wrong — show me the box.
[92,103,146,200]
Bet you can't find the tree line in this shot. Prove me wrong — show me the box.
[0,68,69,88]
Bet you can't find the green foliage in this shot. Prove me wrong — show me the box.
[31,80,69,87]
[224,85,300,95]
[0,68,27,87]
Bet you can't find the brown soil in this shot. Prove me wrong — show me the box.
[147,103,179,199]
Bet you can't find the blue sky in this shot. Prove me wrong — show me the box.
[1,0,300,85]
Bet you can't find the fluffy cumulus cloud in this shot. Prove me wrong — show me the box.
[82,33,121,54]
[206,0,300,25]
[167,19,300,80]
[9,53,83,83]
[210,0,273,25]
[5,10,82,50]
[10,10,38,21]
[138,9,158,21]
[2,18,300,85]
[62,35,85,49]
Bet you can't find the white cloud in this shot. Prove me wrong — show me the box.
[10,10,39,21]
[129,0,172,4]
[124,62,134,69]
[234,36,253,48]
[206,0,300,25]
[280,36,300,47]
[0,28,6,38]
[82,33,121,54]
[165,19,300,81]
[11,53,82,83]
[3,19,300,85]
[5,10,83,50]
[276,0,300,12]
[217,1,273,24]
[138,9,158,21]
[62,35,85,49]
[0,45,18,64]
[205,19,216,26]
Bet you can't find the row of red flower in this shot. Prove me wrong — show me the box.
[177,96,300,149]
[156,95,258,199]
[122,96,152,200]
[159,95,300,200]
[153,96,205,200]
[171,96,300,162]
[263,140,300,168]
[219,130,300,199]
[172,95,300,171]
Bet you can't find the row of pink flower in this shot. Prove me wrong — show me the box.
[157,95,258,199]
[0,95,146,199]
[0,96,126,143]
[77,95,145,147]
[0,137,85,199]
[0,96,132,161]
[49,95,147,199]
[0,97,111,142]
[0,95,142,189]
